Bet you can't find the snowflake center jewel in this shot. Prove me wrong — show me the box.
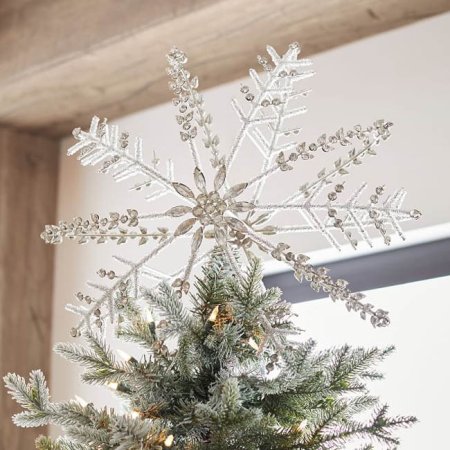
[40,42,422,334]
[170,166,253,231]
[193,191,227,225]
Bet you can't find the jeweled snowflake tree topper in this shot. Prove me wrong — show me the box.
[42,42,421,335]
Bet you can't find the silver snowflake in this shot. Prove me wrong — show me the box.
[41,43,421,334]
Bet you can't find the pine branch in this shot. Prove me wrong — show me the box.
[143,283,195,337]
[318,404,417,448]
[326,346,394,393]
[54,334,133,386]
[35,435,89,450]
[117,316,157,349]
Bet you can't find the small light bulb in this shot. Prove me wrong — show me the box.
[107,382,119,390]
[74,395,88,407]
[117,348,138,364]
[130,409,140,419]
[208,305,220,322]
[144,308,154,323]
[164,434,174,447]
[248,337,259,351]
[117,349,131,361]
[294,419,308,432]
[299,419,308,429]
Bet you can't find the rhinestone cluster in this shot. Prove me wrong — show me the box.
[192,191,228,225]
[272,243,390,327]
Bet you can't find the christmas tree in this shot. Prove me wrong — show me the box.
[5,43,419,448]
[5,253,416,449]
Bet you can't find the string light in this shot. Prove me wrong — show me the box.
[130,409,140,419]
[117,349,131,361]
[74,395,88,407]
[208,305,220,322]
[144,308,154,323]
[247,337,260,351]
[117,349,138,364]
[296,419,308,431]
[164,434,174,447]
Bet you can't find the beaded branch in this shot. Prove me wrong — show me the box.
[41,42,421,335]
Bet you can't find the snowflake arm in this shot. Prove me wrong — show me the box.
[70,116,193,204]
[241,121,392,199]
[66,234,179,334]
[278,121,394,207]
[171,226,204,295]
[252,184,418,250]
[41,211,175,246]
[226,43,314,176]
[167,47,224,169]
[230,221,389,327]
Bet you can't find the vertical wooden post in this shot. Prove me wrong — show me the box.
[0,128,59,450]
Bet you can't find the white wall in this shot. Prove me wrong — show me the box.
[51,12,450,444]
[294,275,450,450]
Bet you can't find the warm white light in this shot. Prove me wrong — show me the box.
[208,305,219,322]
[164,434,174,447]
[107,382,118,390]
[130,409,140,419]
[117,349,132,362]
[144,308,154,323]
[247,337,259,351]
[74,395,88,407]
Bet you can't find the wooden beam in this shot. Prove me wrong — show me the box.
[0,0,448,137]
[0,129,59,449]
